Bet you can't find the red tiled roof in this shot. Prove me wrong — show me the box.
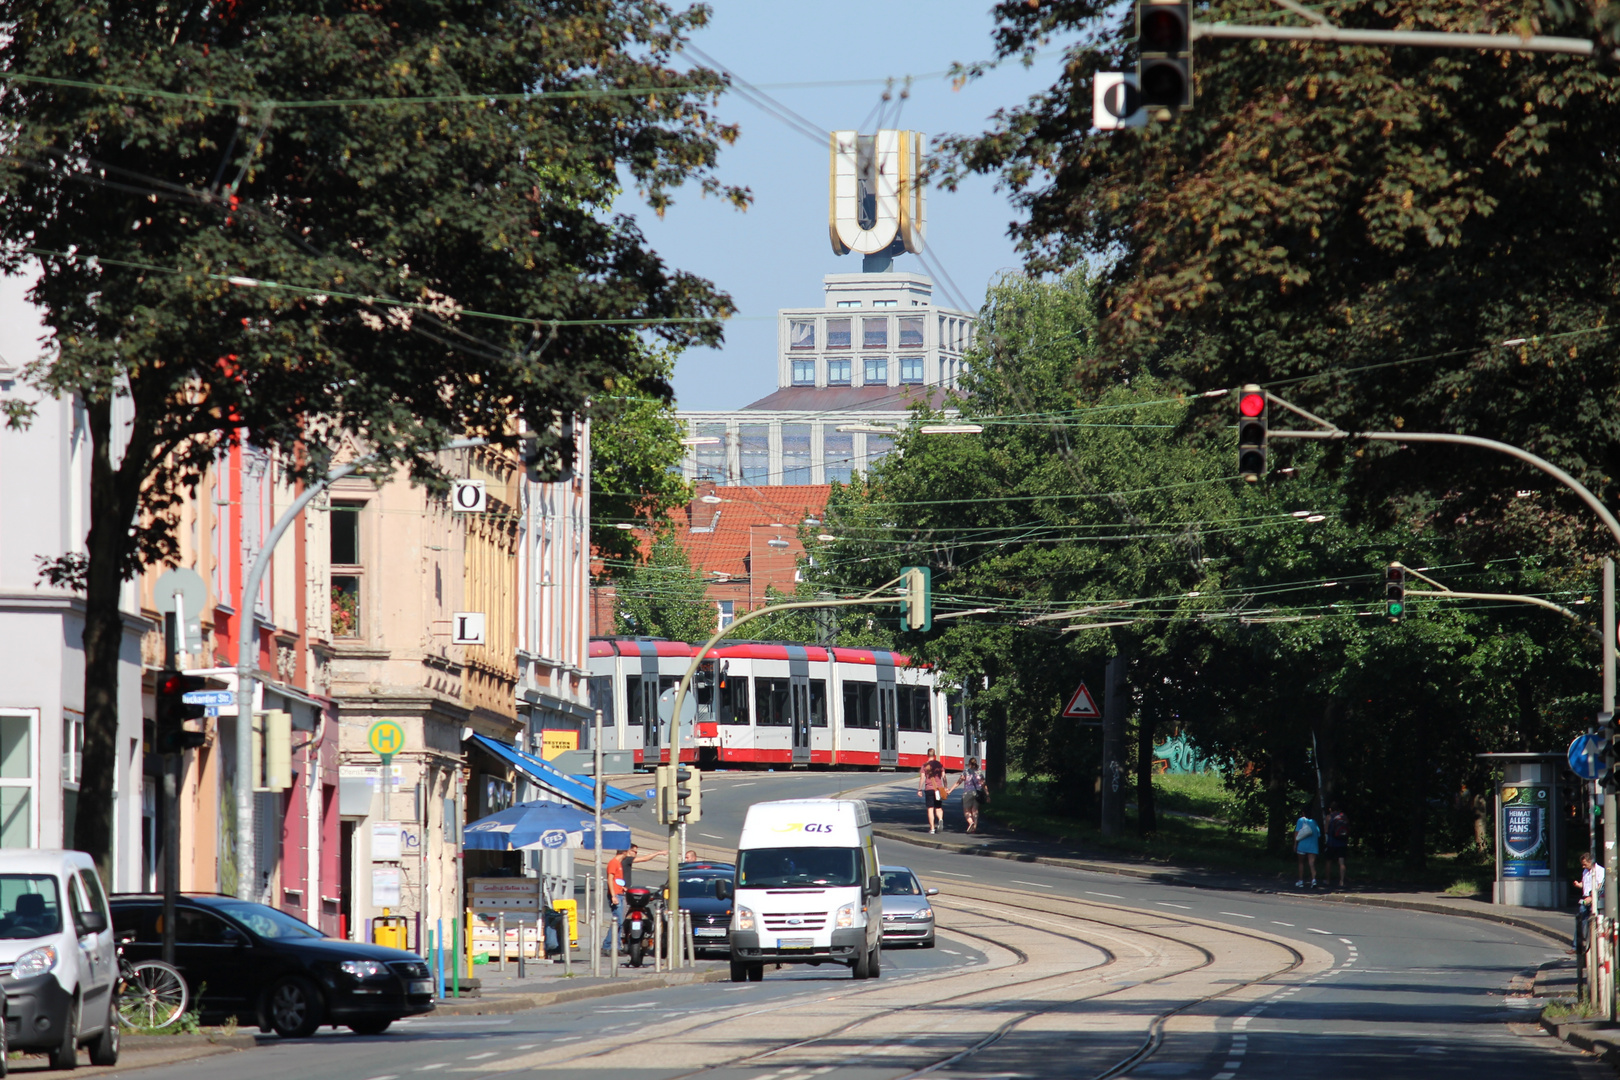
[679,482,831,587]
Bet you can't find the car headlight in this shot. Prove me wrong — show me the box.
[340,959,388,979]
[13,945,57,979]
[734,906,756,932]
[834,902,856,928]
[916,907,934,921]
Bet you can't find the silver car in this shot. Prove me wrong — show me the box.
[879,865,937,948]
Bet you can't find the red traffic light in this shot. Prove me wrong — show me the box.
[1239,392,1266,417]
[1140,8,1188,53]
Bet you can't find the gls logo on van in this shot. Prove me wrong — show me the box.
[769,822,835,834]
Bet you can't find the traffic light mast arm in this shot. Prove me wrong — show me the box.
[661,575,913,909]
[1398,564,1594,633]
[1257,389,1620,552]
[1192,18,1619,61]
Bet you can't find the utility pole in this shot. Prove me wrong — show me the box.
[1100,655,1128,835]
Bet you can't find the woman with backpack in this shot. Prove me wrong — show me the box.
[1294,808,1321,889]
[954,757,989,833]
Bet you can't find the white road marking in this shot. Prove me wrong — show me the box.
[734,782,757,787]
[1011,880,1053,888]
[554,1036,581,1042]
[466,1052,497,1061]
[515,1044,538,1049]
[1086,890,1123,898]
[1339,937,1354,944]
[1214,1073,1237,1079]
[362,1076,399,1080]
[1220,911,1255,919]
[1224,1060,1243,1068]
[1307,928,1332,935]
[417,1066,448,1073]
[699,833,724,839]
[1156,902,1191,910]
[1271,921,1294,927]
[934,871,971,877]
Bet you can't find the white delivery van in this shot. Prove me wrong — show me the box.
[724,799,883,982]
[0,850,120,1067]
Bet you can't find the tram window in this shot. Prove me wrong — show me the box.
[626,676,645,728]
[946,692,967,736]
[896,686,931,732]
[719,675,751,725]
[810,681,828,727]
[755,678,793,726]
[841,683,878,728]
[588,676,615,726]
[695,660,716,707]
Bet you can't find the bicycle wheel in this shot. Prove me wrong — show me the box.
[118,960,190,1030]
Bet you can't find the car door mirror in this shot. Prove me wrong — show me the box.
[75,910,107,936]
[715,879,733,901]
[925,888,939,896]
[220,926,247,947]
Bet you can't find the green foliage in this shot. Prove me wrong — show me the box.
[591,343,692,564]
[810,271,1600,869]
[614,531,715,643]
[946,0,1620,562]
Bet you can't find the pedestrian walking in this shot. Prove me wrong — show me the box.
[1294,809,1320,889]
[953,758,989,833]
[919,749,949,834]
[601,848,629,954]
[1323,803,1349,889]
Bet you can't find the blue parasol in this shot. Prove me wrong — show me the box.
[462,799,633,851]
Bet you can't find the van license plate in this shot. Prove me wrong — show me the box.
[410,980,433,995]
[777,937,813,949]
[695,928,726,937]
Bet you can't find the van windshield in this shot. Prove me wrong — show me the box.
[0,875,62,939]
[737,847,860,888]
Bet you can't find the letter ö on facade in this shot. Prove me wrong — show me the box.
[828,130,928,256]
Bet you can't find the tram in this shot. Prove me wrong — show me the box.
[586,637,983,771]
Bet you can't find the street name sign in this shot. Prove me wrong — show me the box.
[182,690,234,706]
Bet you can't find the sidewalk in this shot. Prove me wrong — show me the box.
[854,775,1575,947]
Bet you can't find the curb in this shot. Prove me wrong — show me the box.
[1540,1018,1620,1062]
[429,967,729,1016]
[122,1032,260,1050]
[872,825,1576,947]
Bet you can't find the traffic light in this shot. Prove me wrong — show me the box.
[518,431,544,484]
[900,566,932,632]
[675,765,702,824]
[1137,1,1193,111]
[1237,384,1268,482]
[1599,712,1619,791]
[1383,562,1406,621]
[518,420,577,485]
[154,669,209,754]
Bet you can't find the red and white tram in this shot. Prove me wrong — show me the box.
[586,638,982,771]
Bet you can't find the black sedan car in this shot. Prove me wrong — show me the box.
[111,894,434,1037]
[676,863,734,956]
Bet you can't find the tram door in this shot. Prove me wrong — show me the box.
[790,676,812,766]
[876,652,899,768]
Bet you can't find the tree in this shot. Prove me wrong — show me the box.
[0,0,745,870]
[591,343,692,565]
[614,530,716,642]
[945,0,1620,563]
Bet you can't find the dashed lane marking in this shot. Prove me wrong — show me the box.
[1271,921,1294,927]
[1086,891,1123,898]
[1157,902,1192,910]
[466,1052,497,1060]
[1308,928,1332,935]
[1220,912,1256,919]
[1011,880,1053,888]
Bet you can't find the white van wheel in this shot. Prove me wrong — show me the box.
[48,994,78,1070]
[869,946,881,979]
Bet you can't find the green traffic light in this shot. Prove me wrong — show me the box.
[1387,602,1403,616]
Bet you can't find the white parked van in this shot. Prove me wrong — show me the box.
[725,799,883,981]
[0,850,120,1068]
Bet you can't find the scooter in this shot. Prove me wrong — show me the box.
[622,887,658,967]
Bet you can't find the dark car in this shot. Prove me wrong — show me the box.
[110,894,434,1037]
[676,864,733,956]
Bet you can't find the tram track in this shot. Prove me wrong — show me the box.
[468,881,1315,1080]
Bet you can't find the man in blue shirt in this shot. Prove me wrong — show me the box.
[1294,811,1320,889]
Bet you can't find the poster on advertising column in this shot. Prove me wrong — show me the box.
[1501,783,1552,878]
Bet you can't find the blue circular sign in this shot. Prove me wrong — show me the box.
[1569,734,1609,780]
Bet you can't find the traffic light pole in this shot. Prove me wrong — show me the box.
[660,577,915,917]
[1192,17,1620,62]
[232,437,487,900]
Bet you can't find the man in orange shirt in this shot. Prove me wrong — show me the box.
[602,854,625,952]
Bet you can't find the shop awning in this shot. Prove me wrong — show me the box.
[468,733,643,811]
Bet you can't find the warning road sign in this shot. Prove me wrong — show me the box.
[1062,682,1102,720]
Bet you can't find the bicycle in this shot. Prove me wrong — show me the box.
[115,945,190,1030]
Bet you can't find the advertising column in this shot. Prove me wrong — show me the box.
[1499,766,1557,908]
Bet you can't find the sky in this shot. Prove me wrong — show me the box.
[0,3,1072,406]
[638,1,1069,410]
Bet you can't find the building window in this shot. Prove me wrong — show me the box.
[872,299,896,308]
[836,300,860,309]
[0,711,34,849]
[330,501,364,639]
[61,709,82,846]
[791,359,816,386]
[824,432,854,484]
[866,435,895,472]
[862,317,887,349]
[694,422,726,481]
[740,424,770,485]
[899,356,924,383]
[863,356,888,385]
[789,320,816,350]
[898,316,924,348]
[827,358,851,385]
[717,600,735,631]
[782,424,812,484]
[826,318,851,349]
